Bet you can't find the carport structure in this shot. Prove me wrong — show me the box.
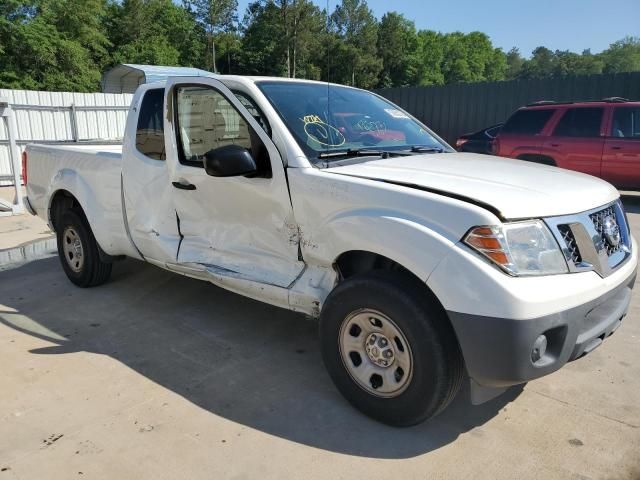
[101,64,215,94]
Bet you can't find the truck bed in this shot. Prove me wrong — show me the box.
[25,143,131,256]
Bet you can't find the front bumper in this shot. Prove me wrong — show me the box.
[448,266,636,388]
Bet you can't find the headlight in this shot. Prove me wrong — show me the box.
[464,220,568,276]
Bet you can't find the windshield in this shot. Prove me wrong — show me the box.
[257,81,451,162]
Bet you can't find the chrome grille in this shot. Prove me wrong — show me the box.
[545,200,631,278]
[590,206,623,256]
[558,225,582,263]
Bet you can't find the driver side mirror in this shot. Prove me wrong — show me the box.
[203,144,257,177]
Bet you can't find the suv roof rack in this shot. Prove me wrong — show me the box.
[526,100,559,106]
[526,97,630,107]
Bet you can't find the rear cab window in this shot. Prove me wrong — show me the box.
[553,107,604,137]
[135,88,165,160]
[501,109,554,135]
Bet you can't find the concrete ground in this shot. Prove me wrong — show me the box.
[0,186,53,250]
[0,197,639,479]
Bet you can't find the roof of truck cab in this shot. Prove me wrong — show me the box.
[139,75,359,91]
[101,64,217,93]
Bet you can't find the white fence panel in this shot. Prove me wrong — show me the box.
[0,88,133,186]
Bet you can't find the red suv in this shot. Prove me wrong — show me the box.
[495,98,640,189]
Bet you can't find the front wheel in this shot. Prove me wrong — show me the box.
[56,209,112,287]
[320,270,464,426]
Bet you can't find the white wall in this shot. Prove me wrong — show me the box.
[0,88,133,185]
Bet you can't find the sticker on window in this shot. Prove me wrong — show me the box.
[384,109,410,119]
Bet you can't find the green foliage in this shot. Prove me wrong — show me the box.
[105,0,204,68]
[328,0,381,89]
[0,0,108,91]
[186,0,238,72]
[239,1,285,76]
[377,12,419,88]
[440,32,507,84]
[415,30,445,86]
[601,37,640,73]
[505,47,524,80]
[0,1,638,92]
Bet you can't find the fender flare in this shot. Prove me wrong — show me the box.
[47,169,116,254]
[304,211,458,284]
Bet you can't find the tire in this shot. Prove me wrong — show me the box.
[56,209,112,287]
[320,270,463,426]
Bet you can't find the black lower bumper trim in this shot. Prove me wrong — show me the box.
[447,267,636,388]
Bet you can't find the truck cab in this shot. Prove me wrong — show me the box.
[24,76,638,426]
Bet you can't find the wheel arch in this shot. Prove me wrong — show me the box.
[49,189,83,231]
[45,169,136,258]
[48,188,123,262]
[333,249,450,319]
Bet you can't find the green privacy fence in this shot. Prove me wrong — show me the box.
[376,72,640,145]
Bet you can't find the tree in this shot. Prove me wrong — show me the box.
[239,0,325,78]
[2,1,640,92]
[377,12,419,87]
[600,37,640,74]
[186,0,238,73]
[105,0,204,68]
[239,1,287,76]
[329,0,381,88]
[414,30,445,86]
[216,31,242,73]
[505,47,524,80]
[439,32,506,84]
[520,46,555,79]
[0,0,109,91]
[552,49,603,76]
[286,0,325,79]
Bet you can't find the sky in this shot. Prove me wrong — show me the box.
[235,0,640,57]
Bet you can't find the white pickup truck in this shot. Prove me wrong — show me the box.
[24,75,637,426]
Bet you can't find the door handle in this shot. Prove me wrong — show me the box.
[550,143,561,147]
[611,146,622,150]
[172,181,196,190]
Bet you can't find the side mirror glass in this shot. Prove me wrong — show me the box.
[203,145,257,177]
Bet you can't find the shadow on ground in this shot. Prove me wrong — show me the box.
[0,257,522,459]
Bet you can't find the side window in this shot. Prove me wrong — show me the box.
[176,86,253,166]
[553,107,604,137]
[501,109,554,135]
[233,91,272,137]
[612,107,640,138]
[135,88,165,160]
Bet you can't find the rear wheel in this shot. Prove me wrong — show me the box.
[320,270,463,426]
[56,209,112,287]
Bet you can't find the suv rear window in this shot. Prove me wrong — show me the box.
[553,107,603,138]
[501,109,554,135]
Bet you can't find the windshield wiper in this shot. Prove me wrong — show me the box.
[410,145,444,153]
[317,148,391,159]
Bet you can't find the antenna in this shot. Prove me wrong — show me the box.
[326,0,330,154]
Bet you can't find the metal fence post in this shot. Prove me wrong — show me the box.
[0,97,24,215]
[70,103,80,142]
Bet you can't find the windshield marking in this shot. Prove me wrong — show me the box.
[301,115,346,147]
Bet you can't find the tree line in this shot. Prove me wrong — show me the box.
[1,0,639,92]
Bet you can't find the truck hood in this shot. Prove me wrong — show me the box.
[323,152,619,219]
